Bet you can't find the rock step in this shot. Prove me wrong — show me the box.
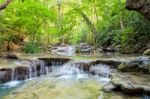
[106,72,150,96]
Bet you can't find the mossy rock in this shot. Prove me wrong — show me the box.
[143,49,150,56]
[118,56,150,73]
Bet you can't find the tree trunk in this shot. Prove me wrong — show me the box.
[0,0,12,10]
[79,11,98,40]
[57,0,64,43]
[126,0,150,20]
[120,16,124,32]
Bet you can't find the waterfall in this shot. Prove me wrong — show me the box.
[49,62,88,79]
[89,64,111,83]
[1,58,111,84]
[45,60,64,74]
[9,59,46,81]
[11,68,15,81]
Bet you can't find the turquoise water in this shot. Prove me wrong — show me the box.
[0,81,24,99]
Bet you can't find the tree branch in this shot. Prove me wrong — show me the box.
[0,0,12,10]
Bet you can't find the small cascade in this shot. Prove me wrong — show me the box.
[89,64,111,83]
[8,59,46,81]
[39,60,46,75]
[0,72,6,82]
[1,58,112,84]
[11,68,15,81]
[49,62,88,79]
[45,60,66,74]
[0,69,12,83]
[27,60,46,78]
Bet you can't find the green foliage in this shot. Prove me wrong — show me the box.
[23,42,42,53]
[0,0,149,53]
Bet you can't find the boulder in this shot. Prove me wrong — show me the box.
[118,56,150,73]
[51,45,75,56]
[76,43,93,53]
[143,49,150,56]
[111,72,150,95]
[103,83,116,92]
[90,60,122,69]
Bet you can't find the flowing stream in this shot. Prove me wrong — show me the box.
[0,53,149,99]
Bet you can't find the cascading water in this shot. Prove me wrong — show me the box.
[49,61,88,79]
[11,68,15,81]
[45,60,63,74]
[48,61,111,81]
[89,64,111,84]
[11,59,46,81]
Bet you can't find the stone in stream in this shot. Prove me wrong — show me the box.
[76,43,93,53]
[110,72,150,95]
[103,83,116,92]
[90,60,122,69]
[118,56,150,74]
[143,49,150,56]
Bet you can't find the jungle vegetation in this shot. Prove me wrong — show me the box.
[0,0,150,53]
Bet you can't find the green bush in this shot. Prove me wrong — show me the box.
[23,42,42,53]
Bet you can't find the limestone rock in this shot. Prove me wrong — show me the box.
[6,54,18,59]
[103,83,116,92]
[143,49,150,56]
[76,43,93,53]
[118,56,150,73]
[111,72,150,95]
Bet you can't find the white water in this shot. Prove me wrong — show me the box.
[48,62,111,83]
[10,59,46,80]
[1,81,23,88]
[48,62,86,79]
[0,59,111,89]
[90,64,111,84]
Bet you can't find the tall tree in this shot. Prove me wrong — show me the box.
[0,0,12,10]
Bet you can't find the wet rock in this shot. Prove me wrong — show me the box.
[0,68,12,83]
[74,62,90,72]
[118,56,150,73]
[90,60,122,68]
[143,49,150,56]
[121,83,143,94]
[89,64,110,77]
[51,45,75,56]
[103,83,116,92]
[144,86,150,96]
[111,73,150,95]
[5,54,18,59]
[101,47,116,52]
[14,66,29,80]
[94,48,103,53]
[39,57,70,66]
[76,43,93,53]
